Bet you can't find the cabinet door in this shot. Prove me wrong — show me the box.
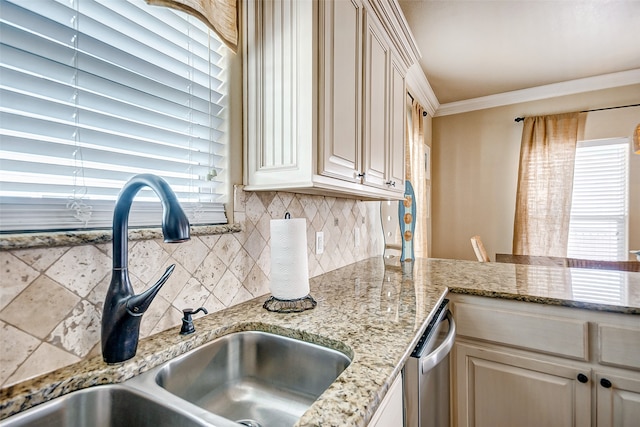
[596,372,640,427]
[362,10,389,189]
[318,0,363,183]
[368,373,403,427]
[454,342,591,427]
[388,53,406,193]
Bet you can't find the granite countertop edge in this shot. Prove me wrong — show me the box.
[1,257,638,425]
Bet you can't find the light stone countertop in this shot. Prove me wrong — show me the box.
[1,257,639,425]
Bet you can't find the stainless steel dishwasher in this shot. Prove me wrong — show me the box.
[403,299,456,427]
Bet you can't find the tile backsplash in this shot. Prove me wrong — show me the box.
[0,187,383,387]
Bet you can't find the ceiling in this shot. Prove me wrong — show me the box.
[397,0,640,106]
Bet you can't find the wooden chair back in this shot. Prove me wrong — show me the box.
[470,235,490,262]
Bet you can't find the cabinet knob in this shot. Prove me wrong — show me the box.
[577,373,589,383]
[385,180,396,187]
[600,378,612,388]
[356,173,365,178]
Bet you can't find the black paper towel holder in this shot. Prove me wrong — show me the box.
[263,294,317,313]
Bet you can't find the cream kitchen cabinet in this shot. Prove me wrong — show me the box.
[361,8,406,193]
[367,373,404,427]
[317,0,363,186]
[455,342,592,427]
[595,371,640,427]
[449,293,640,427]
[243,0,414,200]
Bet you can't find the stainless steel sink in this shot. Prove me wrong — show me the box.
[1,330,351,427]
[153,330,352,427]
[0,384,210,427]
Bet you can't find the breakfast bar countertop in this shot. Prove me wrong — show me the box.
[1,257,639,425]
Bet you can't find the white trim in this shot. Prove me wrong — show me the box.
[366,0,421,69]
[433,69,640,117]
[406,63,439,116]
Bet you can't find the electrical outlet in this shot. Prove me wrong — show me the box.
[354,228,360,248]
[315,232,324,254]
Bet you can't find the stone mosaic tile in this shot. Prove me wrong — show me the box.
[0,275,80,340]
[45,246,111,298]
[169,237,209,273]
[150,305,184,336]
[0,252,40,311]
[228,247,253,283]
[245,192,266,223]
[197,233,221,249]
[156,260,191,303]
[5,343,79,387]
[127,240,170,284]
[256,245,271,277]
[230,285,254,306]
[212,270,242,307]
[243,227,266,261]
[139,294,171,338]
[0,321,40,385]
[172,277,211,311]
[193,252,227,291]
[214,234,242,266]
[11,247,69,272]
[47,300,101,358]
[255,214,271,241]
[244,263,270,297]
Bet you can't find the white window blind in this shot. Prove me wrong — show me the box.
[567,138,629,260]
[0,0,227,232]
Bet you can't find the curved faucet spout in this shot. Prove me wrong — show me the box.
[102,174,190,364]
[112,174,190,270]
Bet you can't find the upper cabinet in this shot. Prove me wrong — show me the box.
[243,0,417,200]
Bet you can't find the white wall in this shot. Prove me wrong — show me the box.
[431,84,640,261]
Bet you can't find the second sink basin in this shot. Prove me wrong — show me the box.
[154,330,352,426]
[0,384,210,427]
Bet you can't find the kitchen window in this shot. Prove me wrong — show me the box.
[0,0,228,232]
[567,138,629,260]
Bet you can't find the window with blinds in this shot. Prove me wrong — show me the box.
[0,0,228,232]
[567,138,629,261]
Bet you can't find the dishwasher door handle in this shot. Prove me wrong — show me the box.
[420,311,456,375]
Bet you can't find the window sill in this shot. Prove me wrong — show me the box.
[0,224,242,251]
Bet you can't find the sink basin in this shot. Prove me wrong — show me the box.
[154,330,352,427]
[0,384,210,427]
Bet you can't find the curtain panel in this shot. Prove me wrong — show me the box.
[513,113,580,257]
[147,0,238,53]
[406,99,429,258]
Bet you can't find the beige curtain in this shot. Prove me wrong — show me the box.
[147,0,238,53]
[406,98,429,258]
[513,113,579,256]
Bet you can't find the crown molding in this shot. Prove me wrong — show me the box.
[406,63,439,117]
[366,0,421,69]
[434,69,640,117]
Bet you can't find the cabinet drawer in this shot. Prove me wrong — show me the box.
[598,324,640,370]
[454,302,589,360]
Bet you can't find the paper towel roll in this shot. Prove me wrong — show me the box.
[270,218,310,300]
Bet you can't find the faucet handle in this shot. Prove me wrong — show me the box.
[180,307,208,335]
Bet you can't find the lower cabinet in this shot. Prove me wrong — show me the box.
[454,342,591,427]
[368,373,403,427]
[450,293,640,427]
[596,371,640,427]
